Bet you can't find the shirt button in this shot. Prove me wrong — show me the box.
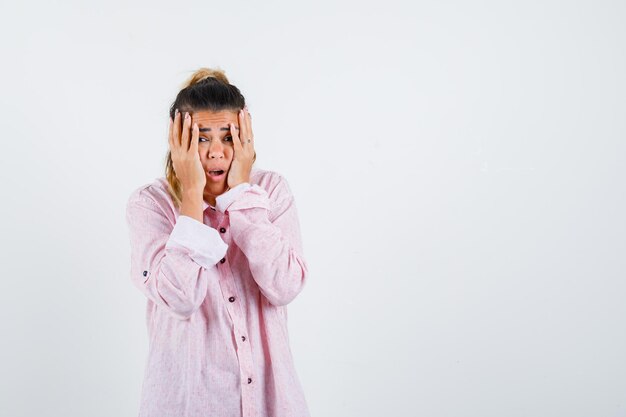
[142,271,148,277]
[220,227,226,233]
[228,296,235,302]
[220,258,226,264]
[241,336,246,341]
[248,378,252,384]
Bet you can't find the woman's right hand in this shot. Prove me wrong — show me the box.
[169,109,206,194]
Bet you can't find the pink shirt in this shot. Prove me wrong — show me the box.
[125,167,310,417]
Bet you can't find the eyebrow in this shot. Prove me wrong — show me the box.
[198,126,238,132]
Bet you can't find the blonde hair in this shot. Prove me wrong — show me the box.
[164,67,255,209]
[181,67,229,87]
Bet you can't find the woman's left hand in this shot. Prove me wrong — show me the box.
[227,106,256,189]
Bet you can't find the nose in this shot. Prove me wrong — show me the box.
[207,139,225,159]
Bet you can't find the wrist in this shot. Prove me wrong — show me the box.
[182,186,204,198]
[229,177,250,189]
[180,191,204,223]
[229,182,248,189]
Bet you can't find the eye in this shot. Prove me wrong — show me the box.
[224,136,233,142]
[199,137,208,143]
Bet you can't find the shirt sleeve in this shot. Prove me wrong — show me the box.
[165,215,229,269]
[217,176,308,306]
[216,182,252,214]
[125,194,228,320]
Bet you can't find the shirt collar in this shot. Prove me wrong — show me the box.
[203,199,217,212]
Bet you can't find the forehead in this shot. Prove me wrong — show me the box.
[191,110,238,126]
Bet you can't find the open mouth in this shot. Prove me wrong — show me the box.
[207,170,226,180]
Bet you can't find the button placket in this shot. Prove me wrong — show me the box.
[180,208,260,416]
[213,220,256,412]
[237,331,256,395]
[216,265,255,402]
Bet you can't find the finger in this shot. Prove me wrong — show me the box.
[168,117,174,150]
[181,111,191,151]
[190,122,199,154]
[172,109,181,148]
[230,122,242,154]
[245,107,253,143]
[238,109,247,144]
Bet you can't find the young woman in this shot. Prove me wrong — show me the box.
[125,68,310,417]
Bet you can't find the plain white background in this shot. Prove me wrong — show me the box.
[1,0,624,416]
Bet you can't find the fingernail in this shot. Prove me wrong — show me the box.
[185,112,190,120]
[175,108,179,116]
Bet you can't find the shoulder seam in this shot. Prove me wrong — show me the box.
[128,189,164,212]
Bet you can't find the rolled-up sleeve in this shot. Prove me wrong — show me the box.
[217,176,308,306]
[215,182,252,214]
[166,215,229,269]
[125,194,228,320]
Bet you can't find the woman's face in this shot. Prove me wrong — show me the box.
[190,110,240,203]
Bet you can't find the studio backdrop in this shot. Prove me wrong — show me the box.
[1,1,624,416]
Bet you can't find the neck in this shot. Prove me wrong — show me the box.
[203,186,227,207]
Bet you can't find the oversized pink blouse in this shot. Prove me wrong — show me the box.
[125,167,310,417]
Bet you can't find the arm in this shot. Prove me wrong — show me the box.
[216,176,308,306]
[125,194,228,320]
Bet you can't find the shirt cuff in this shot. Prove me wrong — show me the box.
[216,182,252,214]
[165,215,228,269]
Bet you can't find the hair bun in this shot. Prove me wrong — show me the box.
[182,67,229,88]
